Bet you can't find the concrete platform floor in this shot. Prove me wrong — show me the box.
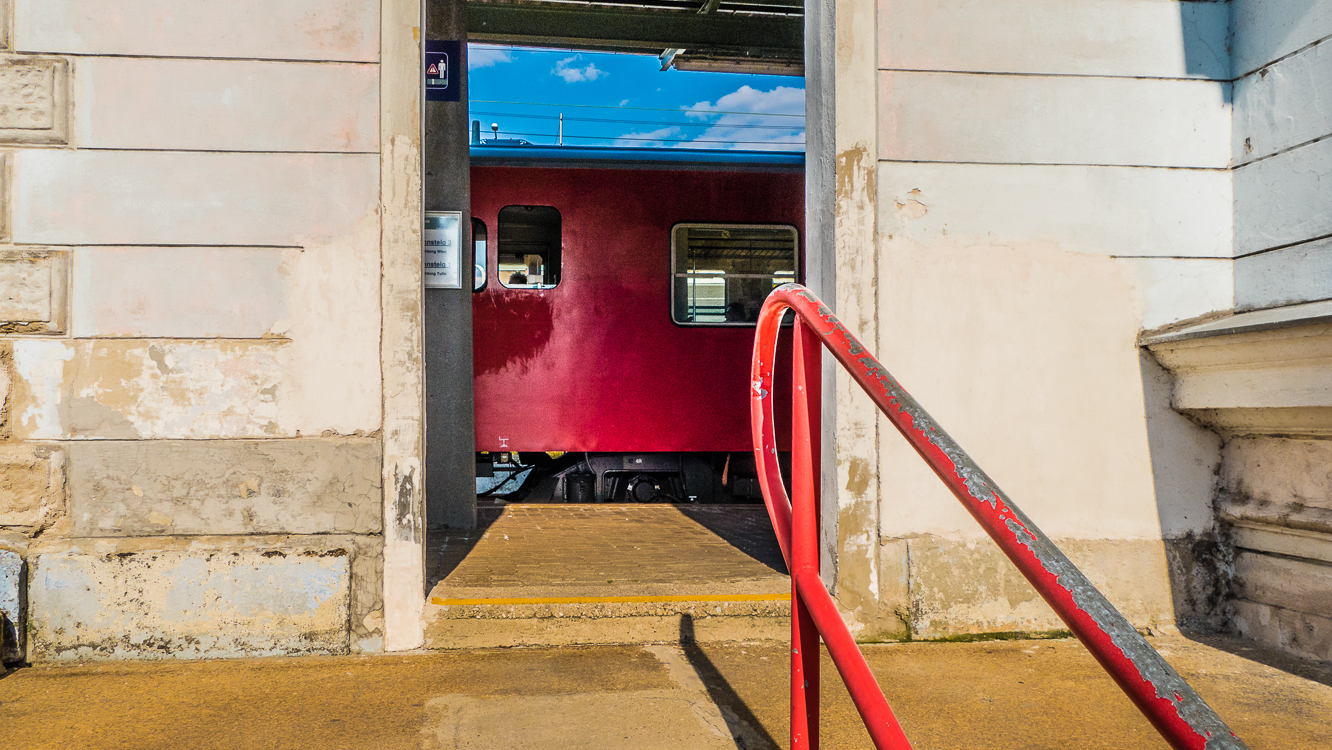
[423,504,793,649]
[427,503,788,592]
[4,634,1329,749]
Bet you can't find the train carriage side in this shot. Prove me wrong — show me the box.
[471,147,802,503]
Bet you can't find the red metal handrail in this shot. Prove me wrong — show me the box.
[750,284,1247,750]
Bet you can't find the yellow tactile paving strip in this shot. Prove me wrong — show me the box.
[430,593,791,606]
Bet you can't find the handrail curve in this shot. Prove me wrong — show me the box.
[750,283,1247,750]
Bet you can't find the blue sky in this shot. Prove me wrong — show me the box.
[467,45,806,151]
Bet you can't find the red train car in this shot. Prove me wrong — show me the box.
[471,146,803,503]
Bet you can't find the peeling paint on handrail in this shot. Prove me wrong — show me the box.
[750,283,1248,750]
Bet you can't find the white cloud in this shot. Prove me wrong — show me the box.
[469,45,513,69]
[678,85,806,151]
[619,99,630,107]
[612,126,681,148]
[553,55,607,83]
[685,85,805,118]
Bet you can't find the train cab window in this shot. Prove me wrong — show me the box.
[671,224,799,325]
[498,205,561,289]
[472,218,487,292]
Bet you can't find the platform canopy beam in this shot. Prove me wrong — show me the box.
[466,1,803,66]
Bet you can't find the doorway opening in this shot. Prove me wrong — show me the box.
[466,44,805,513]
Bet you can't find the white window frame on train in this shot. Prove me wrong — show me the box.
[670,223,800,326]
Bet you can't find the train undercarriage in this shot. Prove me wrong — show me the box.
[476,451,790,504]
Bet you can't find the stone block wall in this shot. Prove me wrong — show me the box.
[0,0,409,661]
[1232,0,1332,311]
[1219,435,1332,662]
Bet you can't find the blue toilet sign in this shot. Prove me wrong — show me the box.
[425,40,461,102]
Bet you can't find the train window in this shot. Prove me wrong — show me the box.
[472,217,487,292]
[498,205,561,289]
[671,224,799,325]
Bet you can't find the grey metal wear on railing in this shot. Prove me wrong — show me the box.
[750,283,1248,750]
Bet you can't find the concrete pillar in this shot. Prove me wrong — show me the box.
[381,0,429,652]
[806,0,893,637]
[423,0,477,531]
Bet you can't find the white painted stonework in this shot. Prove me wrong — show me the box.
[14,0,379,61]
[1148,321,1332,435]
[878,71,1230,168]
[1233,38,1332,165]
[8,336,381,440]
[1236,238,1332,311]
[1235,136,1332,257]
[878,0,1230,79]
[71,247,291,339]
[877,163,1232,259]
[0,249,66,332]
[12,150,379,246]
[0,56,68,144]
[1232,0,1332,77]
[74,57,379,153]
[1117,257,1234,330]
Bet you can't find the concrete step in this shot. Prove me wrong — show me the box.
[423,503,791,648]
[424,584,791,649]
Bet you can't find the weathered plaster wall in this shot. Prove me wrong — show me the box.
[834,0,1235,639]
[0,0,416,660]
[1216,436,1332,661]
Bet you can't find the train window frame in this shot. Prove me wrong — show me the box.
[670,223,800,327]
[472,217,488,292]
[498,205,561,290]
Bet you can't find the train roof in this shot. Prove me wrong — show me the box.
[469,144,804,173]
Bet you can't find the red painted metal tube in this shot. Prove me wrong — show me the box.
[790,321,821,750]
[751,284,1249,750]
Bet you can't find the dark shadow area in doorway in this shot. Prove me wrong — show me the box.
[676,505,788,575]
[681,614,781,750]
[426,503,504,590]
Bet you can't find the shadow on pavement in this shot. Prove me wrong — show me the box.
[681,614,781,750]
[1181,631,1332,688]
[425,503,504,590]
[676,504,788,575]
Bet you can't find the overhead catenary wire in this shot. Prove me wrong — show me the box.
[472,110,804,130]
[471,99,805,118]
[488,130,805,146]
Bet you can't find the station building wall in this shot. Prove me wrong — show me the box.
[822,0,1237,640]
[0,0,429,660]
[1,0,1327,663]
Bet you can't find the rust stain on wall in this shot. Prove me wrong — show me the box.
[846,455,872,496]
[0,340,12,438]
[835,145,877,211]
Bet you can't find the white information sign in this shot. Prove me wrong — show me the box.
[424,211,463,289]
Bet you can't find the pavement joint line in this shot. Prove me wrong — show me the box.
[430,593,792,606]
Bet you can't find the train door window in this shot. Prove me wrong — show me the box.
[472,217,488,292]
[498,205,561,289]
[671,224,799,325]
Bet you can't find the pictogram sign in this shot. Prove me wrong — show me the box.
[425,40,461,102]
